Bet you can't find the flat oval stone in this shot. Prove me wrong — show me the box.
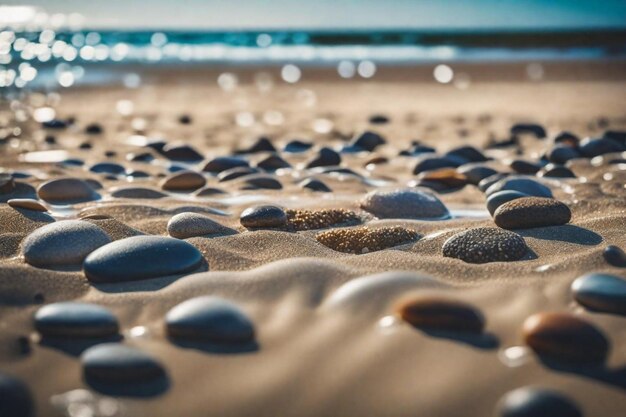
[351,131,386,151]
[486,190,528,216]
[306,147,341,168]
[0,173,15,194]
[165,296,255,343]
[167,212,237,239]
[89,162,125,175]
[256,155,291,171]
[83,236,203,283]
[37,178,99,204]
[299,178,331,192]
[485,176,552,198]
[457,165,498,185]
[497,387,582,417]
[160,170,206,191]
[511,123,546,138]
[443,227,528,264]
[7,198,47,212]
[111,187,167,199]
[494,197,571,229]
[240,205,287,229]
[397,296,485,333]
[22,220,111,268]
[218,167,260,182]
[0,373,34,417]
[81,343,165,382]
[202,156,249,174]
[547,145,580,164]
[603,245,626,267]
[413,157,461,174]
[360,188,449,219]
[522,312,609,363]
[160,144,203,162]
[571,273,626,315]
[537,164,576,178]
[35,302,119,338]
[509,160,542,175]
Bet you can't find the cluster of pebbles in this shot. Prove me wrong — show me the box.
[1,104,625,417]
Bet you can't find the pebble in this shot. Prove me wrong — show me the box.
[235,137,276,154]
[160,144,204,162]
[537,164,576,178]
[165,296,255,343]
[167,212,237,239]
[111,187,167,199]
[478,173,508,192]
[256,155,291,171]
[286,208,361,231]
[485,176,553,198]
[202,156,249,174]
[413,157,461,174]
[306,147,341,168]
[360,188,449,219]
[351,131,386,151]
[37,178,99,204]
[486,190,528,216]
[240,175,283,190]
[522,312,609,363]
[240,205,287,229]
[81,343,165,382]
[445,145,488,163]
[553,131,580,147]
[457,165,498,185]
[571,273,626,315]
[218,167,260,182]
[496,387,583,417]
[298,178,331,192]
[284,139,313,153]
[510,160,542,175]
[89,162,125,175]
[34,302,119,338]
[603,245,626,267]
[160,170,206,191]
[83,236,203,283]
[494,197,571,229]
[547,145,580,164]
[511,123,547,138]
[579,137,625,158]
[7,198,47,212]
[316,226,419,254]
[22,220,111,268]
[443,227,528,263]
[397,296,485,333]
[85,123,103,134]
[0,373,34,417]
[0,173,15,193]
[195,187,227,197]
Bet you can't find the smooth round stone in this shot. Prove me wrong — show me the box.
[478,173,508,192]
[497,387,582,417]
[571,273,626,315]
[283,139,313,153]
[240,175,282,190]
[202,156,249,174]
[579,137,625,158]
[7,198,47,212]
[89,162,125,175]
[240,205,287,229]
[494,197,571,229]
[486,190,528,216]
[553,131,580,147]
[218,167,260,182]
[35,302,119,338]
[360,188,449,219]
[195,186,227,197]
[522,312,609,363]
[236,137,276,154]
[443,227,528,264]
[351,131,386,151]
[306,147,341,168]
[603,245,626,267]
[485,176,553,198]
[0,373,34,417]
[111,187,167,199]
[83,236,203,283]
[445,145,488,163]
[537,164,576,178]
[398,296,484,333]
[160,144,203,162]
[256,155,291,171]
[511,123,547,138]
[165,296,254,343]
[81,343,165,382]
[167,212,237,239]
[37,178,98,204]
[457,165,498,185]
[22,220,111,268]
[413,157,460,174]
[160,170,206,191]
[547,145,581,164]
[299,178,331,192]
[510,159,542,175]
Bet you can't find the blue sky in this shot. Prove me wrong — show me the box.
[4,0,626,30]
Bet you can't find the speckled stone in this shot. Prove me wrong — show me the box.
[316,226,420,254]
[0,373,34,417]
[494,197,571,229]
[160,170,206,191]
[165,296,255,343]
[442,227,528,264]
[306,147,341,168]
[360,188,449,219]
[37,177,99,204]
[496,387,582,417]
[240,205,287,229]
[522,312,609,363]
[167,212,237,239]
[397,296,485,333]
[485,176,553,198]
[571,273,626,315]
[7,198,47,212]
[603,245,626,267]
[34,302,119,338]
[83,236,203,283]
[486,190,528,216]
[81,343,166,382]
[286,208,361,231]
[22,220,111,268]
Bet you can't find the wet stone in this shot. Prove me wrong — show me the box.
[111,187,167,199]
[7,199,47,212]
[537,164,576,178]
[485,176,553,198]
[256,155,291,171]
[457,165,498,185]
[167,212,237,239]
[89,162,125,175]
[397,296,485,333]
[81,343,165,382]
[202,156,249,174]
[83,236,203,283]
[284,139,313,153]
[37,177,99,204]
[413,157,461,174]
[579,137,625,158]
[298,178,332,192]
[571,273,626,315]
[240,175,282,190]
[218,167,259,182]
[445,145,488,163]
[306,147,341,169]
[494,197,571,229]
[240,205,287,229]
[160,144,204,162]
[160,170,206,191]
[496,387,583,417]
[509,160,542,175]
[351,131,386,151]
[22,220,111,268]
[547,145,580,164]
[443,227,528,264]
[35,302,119,338]
[360,188,449,219]
[165,296,255,343]
[603,245,626,267]
[553,131,580,147]
[486,190,528,216]
[0,373,34,417]
[522,312,609,363]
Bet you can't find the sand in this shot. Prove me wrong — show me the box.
[1,60,625,417]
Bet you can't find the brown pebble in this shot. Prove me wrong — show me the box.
[160,170,206,191]
[316,226,419,254]
[494,197,571,229]
[522,312,609,363]
[37,177,98,204]
[397,296,485,333]
[286,209,361,231]
[0,173,15,194]
[7,199,47,212]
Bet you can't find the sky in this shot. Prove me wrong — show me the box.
[2,0,626,30]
